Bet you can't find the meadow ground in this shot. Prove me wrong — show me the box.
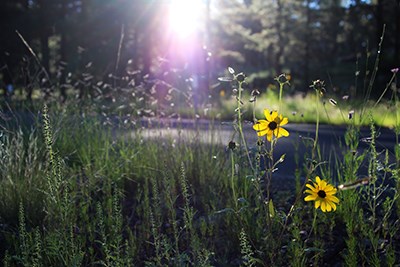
[0,68,400,266]
[1,90,399,266]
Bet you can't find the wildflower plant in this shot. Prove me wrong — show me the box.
[304,176,340,212]
[253,109,289,141]
[219,67,255,208]
[141,61,399,265]
[274,73,291,112]
[2,27,400,266]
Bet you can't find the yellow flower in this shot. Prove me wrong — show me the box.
[253,109,289,141]
[304,176,339,212]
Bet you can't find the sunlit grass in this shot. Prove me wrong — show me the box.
[220,90,400,128]
[1,80,399,265]
[1,49,399,265]
[3,86,398,129]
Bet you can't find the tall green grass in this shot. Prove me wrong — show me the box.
[220,89,400,128]
[0,38,399,266]
[1,87,399,266]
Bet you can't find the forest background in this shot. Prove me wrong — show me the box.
[0,0,399,105]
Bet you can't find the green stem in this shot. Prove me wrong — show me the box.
[266,139,275,202]
[252,98,257,124]
[395,84,400,169]
[237,81,254,171]
[313,91,320,153]
[373,73,396,109]
[230,150,237,209]
[309,210,318,237]
[278,82,284,113]
[360,25,385,124]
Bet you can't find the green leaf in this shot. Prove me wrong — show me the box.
[218,77,233,82]
[215,208,234,215]
[304,247,325,253]
[268,200,275,218]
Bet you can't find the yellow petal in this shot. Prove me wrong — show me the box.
[264,109,272,121]
[328,188,338,194]
[324,186,337,193]
[253,121,268,131]
[276,127,289,138]
[325,202,332,212]
[321,201,326,212]
[270,111,278,120]
[304,189,315,195]
[273,129,279,137]
[331,202,336,211]
[328,195,340,204]
[266,131,273,141]
[316,176,321,183]
[304,195,317,201]
[306,183,316,191]
[315,200,321,209]
[319,180,327,188]
[256,129,269,137]
[280,117,288,126]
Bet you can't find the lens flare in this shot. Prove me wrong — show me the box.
[168,0,203,38]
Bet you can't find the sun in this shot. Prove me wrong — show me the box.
[168,0,203,38]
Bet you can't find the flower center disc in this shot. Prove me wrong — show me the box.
[269,121,278,130]
[317,190,326,198]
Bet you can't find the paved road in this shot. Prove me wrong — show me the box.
[135,118,398,180]
[1,111,397,180]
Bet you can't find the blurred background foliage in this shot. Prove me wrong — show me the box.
[0,0,399,104]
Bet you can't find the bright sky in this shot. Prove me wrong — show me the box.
[168,0,204,38]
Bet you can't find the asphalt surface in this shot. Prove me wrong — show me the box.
[1,111,397,180]
[135,118,399,180]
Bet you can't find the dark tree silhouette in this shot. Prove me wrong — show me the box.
[0,0,398,101]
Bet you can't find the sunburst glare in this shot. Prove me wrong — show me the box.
[168,0,203,38]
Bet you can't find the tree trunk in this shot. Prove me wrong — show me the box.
[395,1,400,63]
[40,34,50,74]
[38,0,50,75]
[274,0,283,76]
[59,0,68,101]
[304,0,311,90]
[376,0,384,46]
